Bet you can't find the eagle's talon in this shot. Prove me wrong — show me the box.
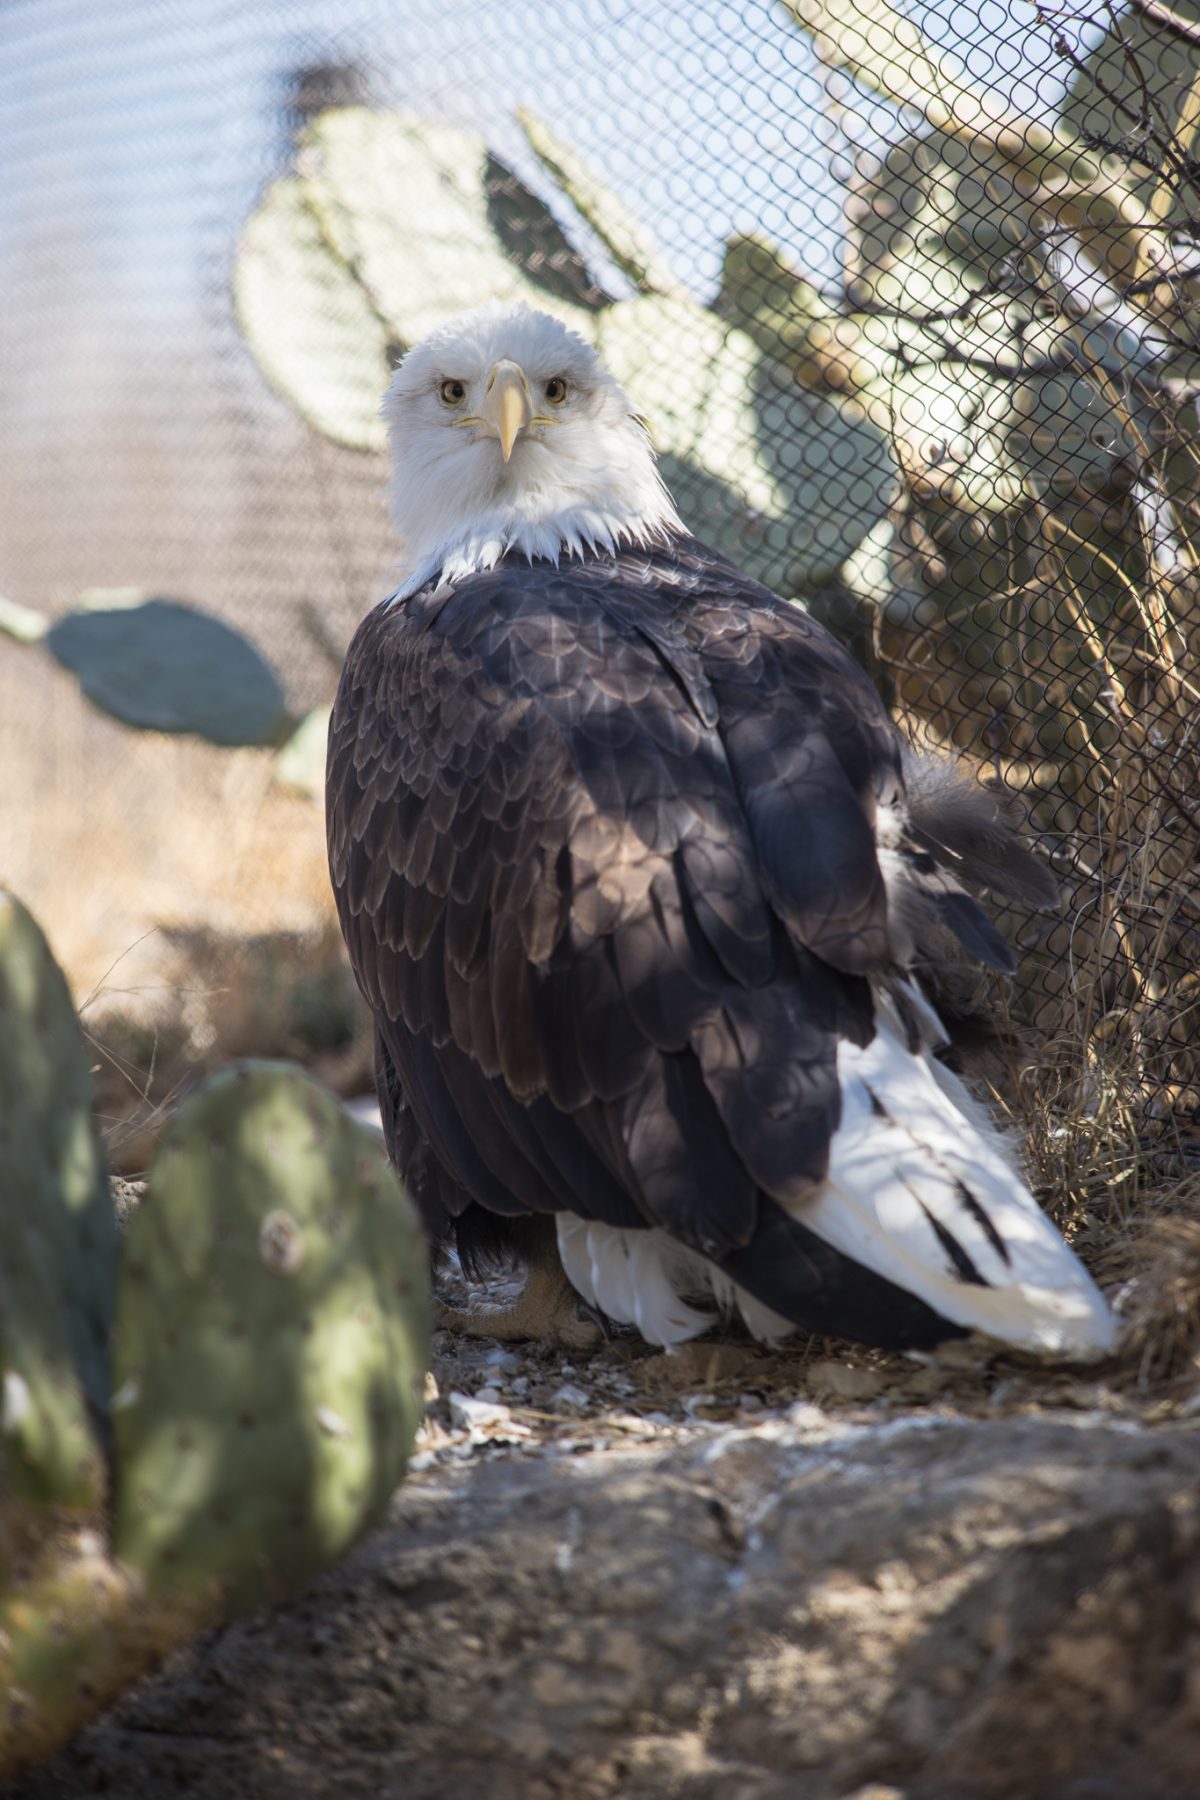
[575,1298,615,1341]
[434,1244,603,1351]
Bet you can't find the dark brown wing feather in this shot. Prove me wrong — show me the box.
[901,751,1060,909]
[327,536,1009,1346]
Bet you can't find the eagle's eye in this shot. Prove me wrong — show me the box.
[439,378,468,407]
[544,376,569,406]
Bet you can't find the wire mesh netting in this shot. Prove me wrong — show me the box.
[1,0,1198,1164]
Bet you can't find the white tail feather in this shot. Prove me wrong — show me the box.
[557,1216,714,1346]
[797,998,1114,1357]
[556,990,1114,1360]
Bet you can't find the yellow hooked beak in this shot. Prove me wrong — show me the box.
[482,360,534,462]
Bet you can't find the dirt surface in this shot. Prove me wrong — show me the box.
[6,1285,1200,1800]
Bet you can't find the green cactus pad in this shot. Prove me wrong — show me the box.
[0,596,49,643]
[301,107,595,352]
[597,294,893,587]
[47,599,292,748]
[0,895,115,1509]
[848,134,1153,502]
[112,1063,429,1616]
[1006,307,1159,500]
[0,1528,148,1777]
[1062,0,1200,326]
[272,705,332,800]
[783,0,1124,198]
[233,173,394,453]
[482,148,613,314]
[845,133,1032,311]
[515,108,688,299]
[717,234,884,422]
[839,138,1025,515]
[719,236,836,360]
[829,109,1167,785]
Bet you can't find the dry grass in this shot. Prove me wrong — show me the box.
[883,396,1200,1392]
[0,652,371,1172]
[1113,1215,1200,1392]
[82,921,373,1175]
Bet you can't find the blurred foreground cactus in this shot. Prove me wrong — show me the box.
[0,892,430,1777]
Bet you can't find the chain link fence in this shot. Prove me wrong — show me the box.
[1,0,1197,1172]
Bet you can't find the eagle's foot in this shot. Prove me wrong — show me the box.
[437,1252,605,1350]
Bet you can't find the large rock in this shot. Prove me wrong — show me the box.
[5,1408,1200,1799]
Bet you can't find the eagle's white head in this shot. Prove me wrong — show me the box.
[382,302,684,597]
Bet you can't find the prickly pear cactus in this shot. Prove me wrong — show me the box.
[0,893,115,1510]
[1062,0,1200,360]
[112,1062,429,1617]
[47,598,292,748]
[596,293,892,588]
[0,900,431,1778]
[234,107,601,453]
[779,0,1199,826]
[515,107,688,300]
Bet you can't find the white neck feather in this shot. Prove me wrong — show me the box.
[386,428,683,602]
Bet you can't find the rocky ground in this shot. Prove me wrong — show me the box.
[6,1261,1200,1800]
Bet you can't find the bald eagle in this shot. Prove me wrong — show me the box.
[327,302,1114,1359]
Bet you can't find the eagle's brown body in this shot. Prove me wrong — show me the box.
[326,534,1072,1351]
